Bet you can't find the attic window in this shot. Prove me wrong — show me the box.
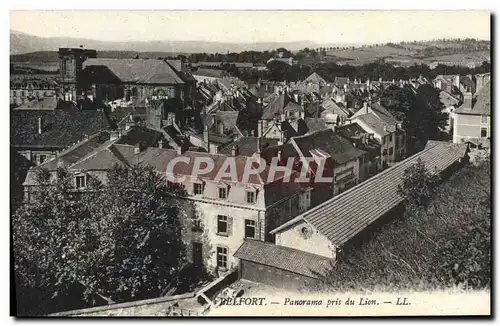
[218,186,228,200]
[194,182,204,195]
[246,190,256,204]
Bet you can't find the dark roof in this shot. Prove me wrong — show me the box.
[83,58,185,85]
[115,126,164,149]
[304,118,328,133]
[37,131,113,171]
[271,141,469,246]
[459,75,474,90]
[261,92,303,120]
[249,84,266,98]
[291,129,365,165]
[234,239,331,279]
[319,85,333,96]
[218,137,279,156]
[11,109,112,148]
[166,60,196,83]
[455,81,490,115]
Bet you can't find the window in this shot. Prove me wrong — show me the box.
[246,190,256,204]
[217,215,228,235]
[481,115,488,124]
[218,187,228,199]
[245,219,256,239]
[389,148,394,155]
[389,134,393,142]
[194,183,203,195]
[216,247,228,270]
[75,175,86,189]
[39,155,47,164]
[481,127,488,138]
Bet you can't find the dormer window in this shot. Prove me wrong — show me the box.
[75,175,86,189]
[218,186,228,200]
[246,190,256,204]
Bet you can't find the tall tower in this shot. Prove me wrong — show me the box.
[58,47,97,102]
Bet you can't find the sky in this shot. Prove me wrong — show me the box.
[10,10,491,44]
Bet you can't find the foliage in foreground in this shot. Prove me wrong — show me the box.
[316,159,491,292]
[13,165,202,315]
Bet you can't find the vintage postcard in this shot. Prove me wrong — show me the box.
[10,10,491,317]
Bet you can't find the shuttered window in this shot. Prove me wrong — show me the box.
[217,215,233,236]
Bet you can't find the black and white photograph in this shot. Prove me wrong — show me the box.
[8,9,491,317]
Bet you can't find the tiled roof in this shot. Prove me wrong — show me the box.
[271,141,469,247]
[83,59,185,85]
[459,75,474,90]
[36,131,113,171]
[319,85,333,97]
[352,113,390,137]
[193,68,226,79]
[166,60,196,83]
[115,126,164,149]
[234,239,332,279]
[261,92,303,120]
[304,118,328,133]
[291,129,365,165]
[455,81,490,115]
[214,111,240,131]
[439,91,460,108]
[11,109,112,148]
[218,137,279,156]
[320,98,349,116]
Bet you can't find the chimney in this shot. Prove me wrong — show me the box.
[158,139,163,149]
[204,124,210,148]
[363,102,369,113]
[110,130,119,141]
[38,117,42,134]
[343,84,348,91]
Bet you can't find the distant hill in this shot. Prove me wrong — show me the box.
[10,30,325,55]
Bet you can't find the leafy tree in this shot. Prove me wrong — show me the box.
[13,168,90,315]
[397,158,441,211]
